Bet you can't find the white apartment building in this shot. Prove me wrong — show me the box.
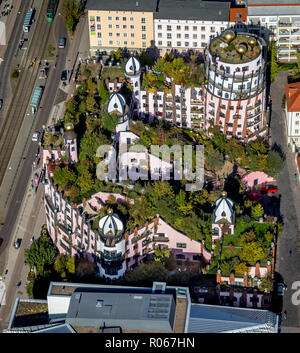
[154,0,230,54]
[245,0,300,62]
[285,82,300,147]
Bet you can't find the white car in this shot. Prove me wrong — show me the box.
[32,132,40,142]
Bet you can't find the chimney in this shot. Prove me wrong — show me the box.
[216,269,221,283]
[267,260,271,275]
[229,272,235,285]
[145,221,149,231]
[243,272,248,287]
[255,261,260,277]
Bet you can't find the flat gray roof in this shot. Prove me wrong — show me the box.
[86,0,157,12]
[66,291,176,332]
[248,6,300,17]
[155,0,230,21]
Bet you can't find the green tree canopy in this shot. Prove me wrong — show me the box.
[125,262,168,286]
[62,0,83,33]
[264,150,284,177]
[240,242,265,262]
[53,166,77,190]
[251,203,264,220]
[205,148,224,170]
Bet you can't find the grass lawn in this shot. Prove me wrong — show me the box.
[101,66,124,80]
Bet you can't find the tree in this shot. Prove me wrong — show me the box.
[268,41,279,82]
[76,258,96,278]
[260,275,273,292]
[154,247,171,264]
[175,190,193,215]
[249,153,268,171]
[292,51,300,76]
[240,242,265,262]
[264,151,284,177]
[138,50,153,67]
[86,95,97,112]
[99,79,110,104]
[247,139,267,156]
[102,112,118,132]
[189,189,209,207]
[24,234,56,276]
[240,229,257,243]
[235,262,249,276]
[205,148,224,170]
[125,262,168,286]
[251,203,264,220]
[62,0,83,33]
[53,166,77,190]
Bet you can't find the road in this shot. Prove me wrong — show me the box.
[0,3,69,330]
[0,0,30,127]
[270,70,300,332]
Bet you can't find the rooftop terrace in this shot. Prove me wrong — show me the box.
[209,33,261,64]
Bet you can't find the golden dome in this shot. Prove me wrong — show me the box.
[221,191,227,197]
[236,43,248,55]
[222,30,236,43]
[64,122,74,131]
[248,37,257,48]
[107,208,113,214]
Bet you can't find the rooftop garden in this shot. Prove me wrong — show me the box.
[209,34,261,64]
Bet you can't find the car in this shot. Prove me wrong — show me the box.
[0,99,3,110]
[260,185,278,194]
[32,131,40,142]
[277,283,286,296]
[61,70,67,81]
[58,37,66,48]
[14,238,22,249]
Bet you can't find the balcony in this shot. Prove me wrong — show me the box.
[166,96,173,102]
[59,240,70,253]
[279,23,292,27]
[153,233,169,242]
[209,110,215,116]
[191,100,203,105]
[101,252,124,261]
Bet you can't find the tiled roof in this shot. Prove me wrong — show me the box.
[285,82,300,112]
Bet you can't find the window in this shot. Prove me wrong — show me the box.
[185,26,189,30]
[115,16,119,21]
[108,24,112,29]
[295,129,299,134]
[185,34,189,39]
[116,24,119,29]
[130,17,134,21]
[123,25,127,29]
[193,26,197,31]
[116,40,120,45]
[123,33,127,37]
[193,42,197,47]
[108,16,112,21]
[130,25,134,29]
[177,41,181,47]
[96,16,100,22]
[97,32,101,38]
[158,24,162,30]
[177,33,181,38]
[109,32,112,37]
[131,41,135,45]
[176,242,187,248]
[193,34,197,39]
[158,33,162,38]
[131,33,134,37]
[124,41,128,45]
[210,26,215,33]
[158,41,162,45]
[167,41,172,47]
[176,254,185,260]
[185,42,189,47]
[141,17,146,23]
[235,13,243,19]
[167,25,172,31]
[201,26,205,31]
[167,33,172,39]
[296,113,300,117]
[142,42,146,48]
[242,66,249,72]
[123,17,126,21]
[201,42,206,47]
[97,24,101,30]
[142,25,146,31]
[201,34,205,39]
[109,40,113,45]
[261,18,266,22]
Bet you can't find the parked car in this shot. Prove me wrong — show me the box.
[58,37,66,49]
[61,70,67,81]
[260,185,278,194]
[32,131,40,142]
[277,283,286,296]
[14,238,22,249]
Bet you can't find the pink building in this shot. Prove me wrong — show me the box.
[241,171,275,189]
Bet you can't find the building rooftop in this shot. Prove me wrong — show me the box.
[155,0,230,21]
[285,82,300,112]
[209,32,261,64]
[10,300,49,328]
[86,0,157,12]
[246,0,300,16]
[187,303,278,333]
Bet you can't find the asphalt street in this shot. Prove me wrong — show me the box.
[270,71,300,331]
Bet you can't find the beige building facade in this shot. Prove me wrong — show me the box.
[87,6,155,53]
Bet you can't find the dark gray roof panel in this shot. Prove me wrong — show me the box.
[156,0,231,21]
[86,0,157,12]
[66,292,176,332]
